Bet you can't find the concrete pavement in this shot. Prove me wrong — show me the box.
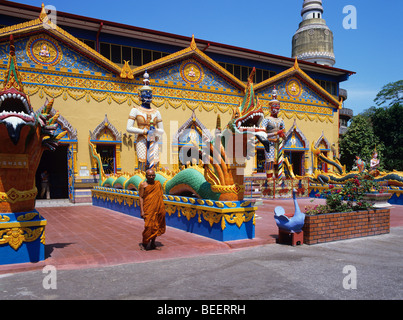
[0,227,402,300]
[0,198,402,300]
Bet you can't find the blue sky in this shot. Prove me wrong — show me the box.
[14,0,403,115]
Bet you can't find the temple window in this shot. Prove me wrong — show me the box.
[89,115,122,176]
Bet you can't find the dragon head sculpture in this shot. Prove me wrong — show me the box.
[226,68,265,136]
[200,68,267,200]
[0,36,66,213]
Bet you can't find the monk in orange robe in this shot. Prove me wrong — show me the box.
[139,168,166,250]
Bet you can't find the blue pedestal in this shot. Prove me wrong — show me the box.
[92,187,256,241]
[0,210,47,265]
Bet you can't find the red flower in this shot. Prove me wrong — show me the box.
[329,184,334,189]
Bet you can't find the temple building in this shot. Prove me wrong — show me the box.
[0,1,355,202]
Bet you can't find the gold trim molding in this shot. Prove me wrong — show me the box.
[0,187,38,203]
[0,226,45,250]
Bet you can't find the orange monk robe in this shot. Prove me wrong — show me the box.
[141,180,166,244]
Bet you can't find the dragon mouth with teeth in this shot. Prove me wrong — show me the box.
[0,36,66,213]
[0,87,36,145]
[234,108,265,134]
[227,68,266,135]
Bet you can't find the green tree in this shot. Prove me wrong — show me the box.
[374,80,403,107]
[339,114,384,171]
[370,102,403,171]
[361,81,403,171]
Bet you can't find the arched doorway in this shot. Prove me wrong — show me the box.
[284,119,309,176]
[36,145,69,199]
[35,103,78,201]
[315,131,331,173]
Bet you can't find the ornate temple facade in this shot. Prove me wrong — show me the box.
[0,1,354,201]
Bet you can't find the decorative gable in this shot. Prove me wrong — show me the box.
[90,114,122,143]
[0,34,110,75]
[255,59,341,117]
[152,58,239,91]
[284,119,308,150]
[258,77,327,105]
[0,4,121,76]
[130,36,245,92]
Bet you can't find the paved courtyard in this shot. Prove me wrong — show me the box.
[0,198,402,300]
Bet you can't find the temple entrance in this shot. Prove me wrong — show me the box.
[36,145,69,199]
[285,151,304,176]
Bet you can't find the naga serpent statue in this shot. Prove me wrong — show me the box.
[0,36,66,214]
[309,142,403,187]
[89,68,266,201]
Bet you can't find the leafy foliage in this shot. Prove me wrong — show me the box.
[370,103,403,171]
[339,115,384,171]
[305,173,382,215]
[341,80,403,171]
[374,80,403,107]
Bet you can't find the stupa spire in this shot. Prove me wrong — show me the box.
[292,0,335,66]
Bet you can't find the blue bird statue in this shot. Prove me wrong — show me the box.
[274,189,305,233]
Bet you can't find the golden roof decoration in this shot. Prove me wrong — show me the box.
[120,60,134,79]
[39,3,48,22]
[3,35,24,92]
[0,5,121,76]
[254,57,341,109]
[130,35,246,91]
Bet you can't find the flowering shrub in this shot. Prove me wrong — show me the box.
[305,173,382,215]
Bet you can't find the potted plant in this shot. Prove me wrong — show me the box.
[360,174,391,208]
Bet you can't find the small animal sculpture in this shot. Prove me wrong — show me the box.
[274,189,305,233]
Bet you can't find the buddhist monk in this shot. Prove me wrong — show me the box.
[139,168,166,250]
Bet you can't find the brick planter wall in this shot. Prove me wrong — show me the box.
[302,209,390,245]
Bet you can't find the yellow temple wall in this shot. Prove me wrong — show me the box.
[27,91,237,179]
[0,27,342,185]
[26,85,339,179]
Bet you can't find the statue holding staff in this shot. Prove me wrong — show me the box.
[126,71,164,171]
[257,86,286,180]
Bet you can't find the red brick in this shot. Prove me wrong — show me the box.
[302,209,390,245]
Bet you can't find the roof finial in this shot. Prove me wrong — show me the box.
[294,56,300,70]
[190,34,197,50]
[39,3,48,22]
[120,60,134,79]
